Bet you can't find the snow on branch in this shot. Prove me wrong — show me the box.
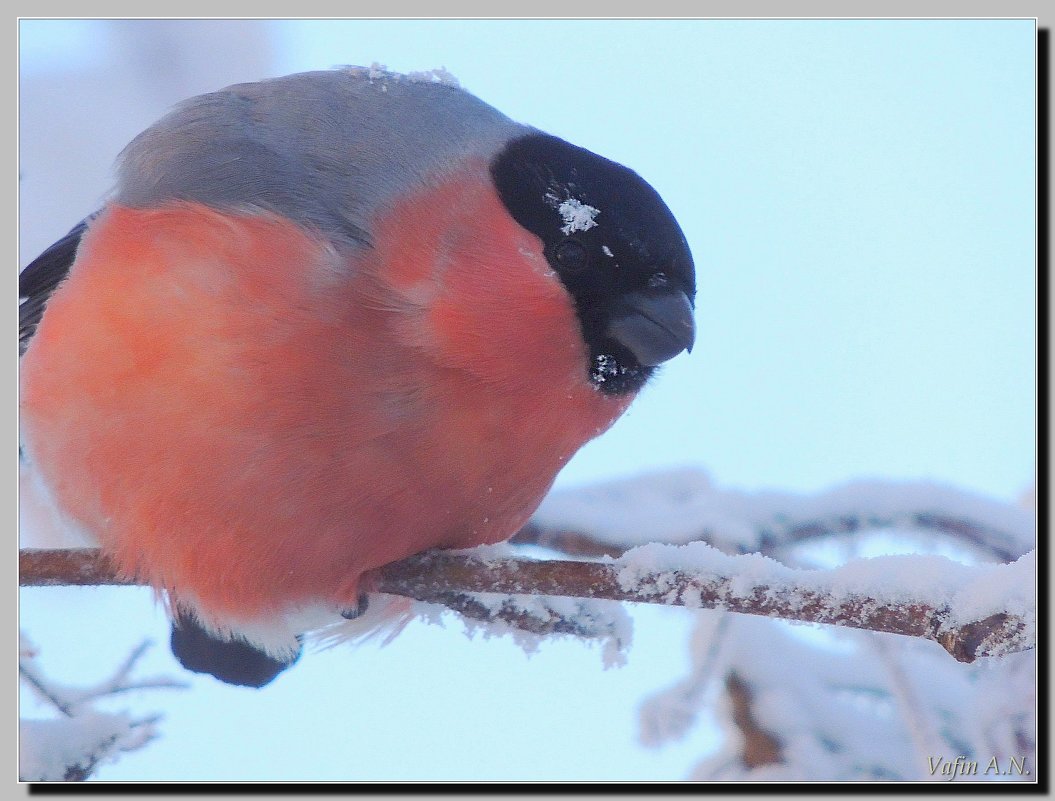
[19,544,1034,663]
[410,590,632,663]
[680,613,1037,781]
[20,714,154,782]
[19,634,185,782]
[521,470,1035,562]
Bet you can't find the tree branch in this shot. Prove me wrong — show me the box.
[18,633,179,782]
[19,546,1033,663]
[725,671,783,769]
[19,548,136,587]
[514,510,1030,563]
[521,476,1034,564]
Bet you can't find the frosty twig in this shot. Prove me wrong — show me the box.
[19,546,1033,663]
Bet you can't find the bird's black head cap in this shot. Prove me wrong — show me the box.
[490,132,696,395]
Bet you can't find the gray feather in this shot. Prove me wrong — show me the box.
[114,68,530,248]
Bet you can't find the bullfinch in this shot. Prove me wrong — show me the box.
[19,67,696,687]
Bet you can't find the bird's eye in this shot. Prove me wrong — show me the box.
[648,271,670,289]
[554,239,588,271]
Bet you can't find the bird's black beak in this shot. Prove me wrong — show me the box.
[606,289,696,367]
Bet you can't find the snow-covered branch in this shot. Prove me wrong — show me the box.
[20,714,156,782]
[19,544,1034,663]
[521,471,1035,563]
[19,634,185,782]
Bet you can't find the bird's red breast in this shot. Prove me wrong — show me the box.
[19,160,631,626]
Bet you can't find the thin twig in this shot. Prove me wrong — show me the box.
[869,634,945,781]
[18,660,74,718]
[69,641,189,703]
[725,672,783,769]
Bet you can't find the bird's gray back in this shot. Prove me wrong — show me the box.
[114,68,530,247]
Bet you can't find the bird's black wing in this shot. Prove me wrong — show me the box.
[19,217,93,355]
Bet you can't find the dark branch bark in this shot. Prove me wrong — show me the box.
[725,672,783,769]
[19,547,1031,663]
[19,548,134,587]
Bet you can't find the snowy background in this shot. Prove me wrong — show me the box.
[18,19,1036,782]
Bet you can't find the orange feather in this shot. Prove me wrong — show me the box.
[19,161,632,628]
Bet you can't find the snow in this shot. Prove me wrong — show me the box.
[19,635,181,781]
[638,612,728,749]
[406,66,460,87]
[532,469,1034,562]
[592,472,1039,782]
[413,543,634,666]
[709,618,923,780]
[670,612,1035,781]
[611,540,1034,654]
[20,713,151,782]
[320,592,632,669]
[591,353,624,386]
[546,195,600,235]
[441,594,632,668]
[344,63,461,88]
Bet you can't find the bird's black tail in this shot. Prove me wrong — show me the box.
[169,612,301,688]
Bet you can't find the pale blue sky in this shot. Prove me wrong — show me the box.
[18,19,1036,781]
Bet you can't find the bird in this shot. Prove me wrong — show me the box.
[19,66,696,687]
